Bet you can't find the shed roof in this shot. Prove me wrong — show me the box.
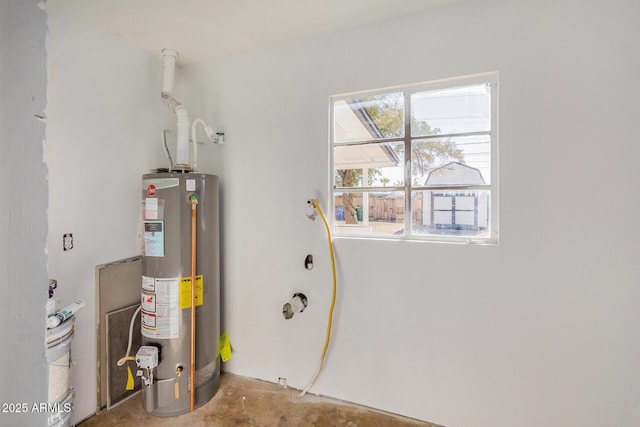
[424,161,485,186]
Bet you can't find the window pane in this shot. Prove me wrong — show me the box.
[411,190,491,237]
[411,135,491,186]
[411,83,491,136]
[334,92,404,143]
[334,142,404,187]
[334,192,405,236]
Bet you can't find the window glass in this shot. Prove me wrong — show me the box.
[411,84,491,136]
[331,74,497,243]
[411,135,491,186]
[334,92,404,143]
[334,142,404,188]
[334,192,405,236]
[411,190,491,238]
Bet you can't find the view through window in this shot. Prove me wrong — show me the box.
[331,73,498,243]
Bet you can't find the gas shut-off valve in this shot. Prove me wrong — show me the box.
[136,346,159,387]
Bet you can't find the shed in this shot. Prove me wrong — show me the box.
[421,162,489,232]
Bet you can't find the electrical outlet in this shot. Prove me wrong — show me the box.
[63,233,73,251]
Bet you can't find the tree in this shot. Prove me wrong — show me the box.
[362,93,464,185]
[336,169,359,223]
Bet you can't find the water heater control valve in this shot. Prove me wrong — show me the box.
[136,346,159,369]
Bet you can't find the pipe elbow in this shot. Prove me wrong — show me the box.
[175,105,189,117]
[161,92,180,111]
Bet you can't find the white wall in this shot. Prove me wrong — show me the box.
[184,1,640,426]
[0,1,48,426]
[46,4,177,422]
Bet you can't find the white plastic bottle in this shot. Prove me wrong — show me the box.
[47,299,85,329]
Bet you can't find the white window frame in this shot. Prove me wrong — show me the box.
[329,72,499,244]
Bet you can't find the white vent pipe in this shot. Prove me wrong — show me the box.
[161,49,191,169]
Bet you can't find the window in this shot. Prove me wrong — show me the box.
[330,73,498,243]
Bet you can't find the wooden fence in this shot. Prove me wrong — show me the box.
[334,192,423,222]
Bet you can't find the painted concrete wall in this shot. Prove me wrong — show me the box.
[183,1,640,426]
[46,4,176,422]
[0,1,49,425]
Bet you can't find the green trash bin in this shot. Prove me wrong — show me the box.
[356,206,363,222]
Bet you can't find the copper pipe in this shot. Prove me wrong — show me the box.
[190,195,198,411]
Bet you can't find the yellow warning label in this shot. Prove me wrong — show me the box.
[126,365,135,391]
[219,333,232,362]
[180,275,204,309]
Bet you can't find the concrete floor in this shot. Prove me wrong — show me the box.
[79,373,439,427]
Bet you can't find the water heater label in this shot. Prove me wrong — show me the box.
[141,277,180,339]
[142,275,154,291]
[141,311,156,328]
[141,291,156,312]
[180,275,204,309]
[144,198,158,220]
[143,221,164,257]
[143,178,179,191]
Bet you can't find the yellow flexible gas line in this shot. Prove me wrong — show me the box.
[301,198,337,396]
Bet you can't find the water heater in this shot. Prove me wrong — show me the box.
[138,171,220,416]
